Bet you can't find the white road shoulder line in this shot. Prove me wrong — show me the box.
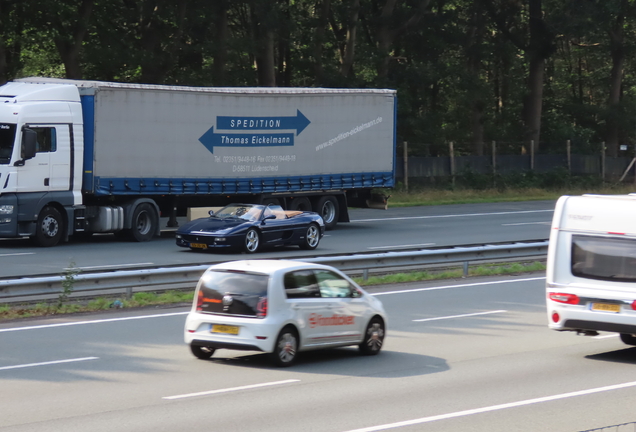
[372,276,546,296]
[414,310,507,322]
[501,222,551,226]
[73,262,154,270]
[352,209,553,223]
[342,380,636,432]
[368,243,435,250]
[0,253,35,257]
[163,379,301,400]
[0,311,189,333]
[0,357,98,371]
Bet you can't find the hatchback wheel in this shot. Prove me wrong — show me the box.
[190,344,215,359]
[359,317,385,355]
[270,327,299,367]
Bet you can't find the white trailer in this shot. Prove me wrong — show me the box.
[0,78,396,246]
[546,194,636,345]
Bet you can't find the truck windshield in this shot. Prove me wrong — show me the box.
[0,123,16,164]
[571,235,636,282]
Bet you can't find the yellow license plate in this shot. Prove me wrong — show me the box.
[211,324,239,335]
[190,242,207,249]
[591,303,621,313]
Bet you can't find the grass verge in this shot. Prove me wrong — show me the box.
[0,261,545,322]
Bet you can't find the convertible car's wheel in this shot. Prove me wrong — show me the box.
[190,344,215,359]
[299,223,320,250]
[33,206,64,247]
[620,333,636,346]
[359,317,385,355]
[244,228,260,253]
[269,326,299,367]
[315,195,339,230]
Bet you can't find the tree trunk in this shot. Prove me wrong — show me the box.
[212,0,229,85]
[52,0,94,80]
[605,5,626,158]
[312,0,331,84]
[523,0,551,147]
[340,0,360,77]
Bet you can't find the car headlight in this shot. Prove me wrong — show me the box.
[0,205,14,215]
[175,234,182,239]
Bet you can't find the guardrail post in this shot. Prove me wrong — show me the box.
[363,269,369,281]
[126,286,133,299]
[463,261,469,277]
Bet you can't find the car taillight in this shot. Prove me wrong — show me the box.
[548,292,580,305]
[631,300,636,311]
[196,290,204,311]
[256,297,268,318]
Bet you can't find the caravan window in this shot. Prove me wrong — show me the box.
[571,235,636,282]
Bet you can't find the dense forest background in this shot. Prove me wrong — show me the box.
[0,0,634,159]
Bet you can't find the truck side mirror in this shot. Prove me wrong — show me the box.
[20,128,37,161]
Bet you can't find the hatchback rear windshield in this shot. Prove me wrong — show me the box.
[197,270,268,317]
[572,235,636,282]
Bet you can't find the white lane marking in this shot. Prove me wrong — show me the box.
[0,253,35,257]
[593,334,619,339]
[342,380,636,432]
[413,310,507,322]
[351,209,553,223]
[163,379,301,400]
[0,311,189,333]
[0,357,98,371]
[68,262,154,270]
[368,243,435,250]
[371,276,546,296]
[502,222,551,226]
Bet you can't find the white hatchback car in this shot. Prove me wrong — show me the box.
[184,259,387,366]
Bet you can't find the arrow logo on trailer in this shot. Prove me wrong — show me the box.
[198,110,311,154]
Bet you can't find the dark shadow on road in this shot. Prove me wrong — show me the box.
[201,347,449,378]
[585,347,636,364]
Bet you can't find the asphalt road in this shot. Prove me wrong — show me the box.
[2,275,635,432]
[0,200,556,278]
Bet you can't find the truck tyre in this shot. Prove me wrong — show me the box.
[261,198,280,207]
[130,203,157,242]
[289,197,311,212]
[33,206,64,247]
[315,196,339,230]
[299,223,320,250]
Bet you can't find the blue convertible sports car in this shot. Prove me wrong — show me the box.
[175,203,325,253]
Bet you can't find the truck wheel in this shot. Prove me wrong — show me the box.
[315,196,339,230]
[299,223,320,250]
[289,197,311,212]
[130,203,157,242]
[244,228,260,253]
[33,206,64,247]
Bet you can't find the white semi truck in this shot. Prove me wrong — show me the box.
[0,78,396,246]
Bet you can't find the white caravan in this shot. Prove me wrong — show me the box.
[546,194,636,345]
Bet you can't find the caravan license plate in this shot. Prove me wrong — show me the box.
[591,303,621,313]
[211,324,239,335]
[190,242,207,249]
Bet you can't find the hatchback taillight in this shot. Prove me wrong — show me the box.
[548,292,580,305]
[256,297,268,318]
[196,290,204,311]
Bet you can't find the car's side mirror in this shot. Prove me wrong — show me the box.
[264,214,276,221]
[208,210,215,217]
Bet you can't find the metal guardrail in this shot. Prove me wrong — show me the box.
[0,240,548,303]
